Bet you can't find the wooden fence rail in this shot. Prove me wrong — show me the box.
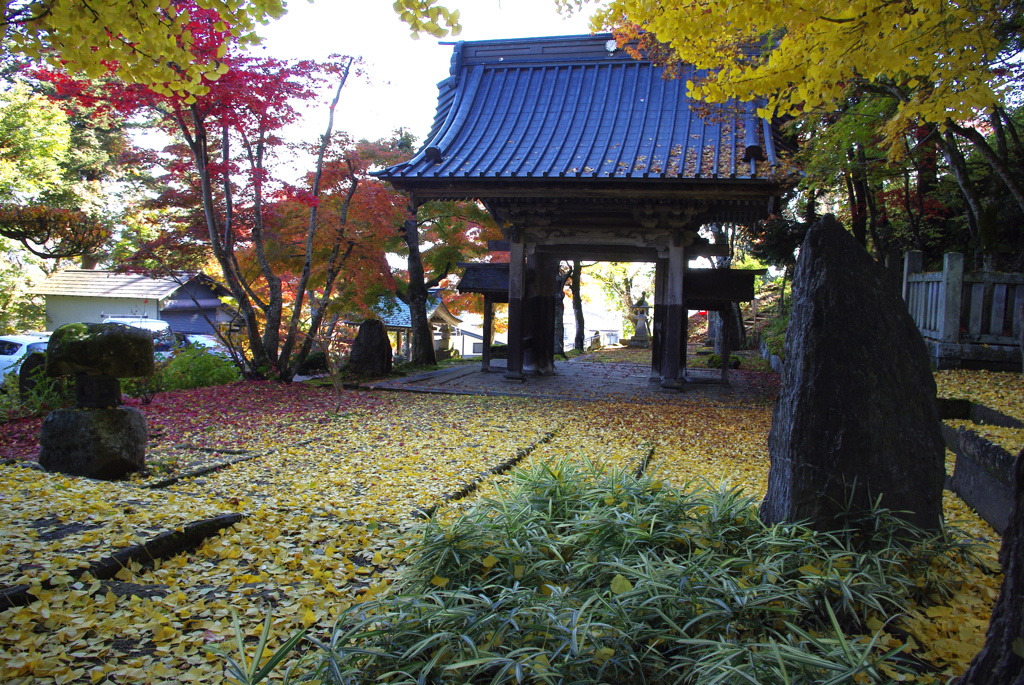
[903,251,1024,369]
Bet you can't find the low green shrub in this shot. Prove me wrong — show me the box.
[706,353,741,369]
[122,348,240,402]
[294,459,977,684]
[162,347,240,390]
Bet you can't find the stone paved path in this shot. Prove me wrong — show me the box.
[365,355,780,405]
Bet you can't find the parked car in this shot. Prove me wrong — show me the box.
[183,333,231,358]
[0,332,50,379]
[104,317,179,356]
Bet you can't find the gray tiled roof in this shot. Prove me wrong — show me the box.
[456,263,509,295]
[31,270,188,300]
[374,293,462,330]
[377,34,778,184]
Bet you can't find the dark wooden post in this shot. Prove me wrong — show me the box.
[650,258,665,382]
[505,230,526,381]
[660,237,686,390]
[534,254,558,375]
[481,294,494,372]
[719,306,731,384]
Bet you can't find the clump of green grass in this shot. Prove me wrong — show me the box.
[300,459,978,684]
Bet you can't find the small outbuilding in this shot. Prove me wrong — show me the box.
[32,269,235,335]
[371,292,463,361]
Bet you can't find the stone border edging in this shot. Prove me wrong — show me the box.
[759,340,785,374]
[413,430,560,519]
[937,398,1024,429]
[634,444,656,478]
[0,512,243,609]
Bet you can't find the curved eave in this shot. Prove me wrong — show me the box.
[381,174,787,202]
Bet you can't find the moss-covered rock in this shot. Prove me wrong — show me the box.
[46,322,154,378]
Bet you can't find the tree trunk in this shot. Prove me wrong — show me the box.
[571,260,585,351]
[938,128,985,251]
[947,119,1024,217]
[848,147,869,247]
[403,212,437,366]
[959,448,1024,684]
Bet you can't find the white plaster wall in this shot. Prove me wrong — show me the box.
[44,296,163,330]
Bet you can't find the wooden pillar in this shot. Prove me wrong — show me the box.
[534,254,558,375]
[505,232,526,380]
[481,294,494,372]
[902,250,923,301]
[940,252,964,344]
[719,306,731,385]
[650,258,665,381]
[660,239,686,390]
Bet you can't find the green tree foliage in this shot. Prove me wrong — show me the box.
[587,262,653,335]
[0,237,44,333]
[0,84,69,200]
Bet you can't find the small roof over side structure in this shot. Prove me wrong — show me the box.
[456,262,510,303]
[373,292,462,331]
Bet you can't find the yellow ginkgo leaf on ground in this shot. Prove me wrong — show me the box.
[481,554,499,569]
[610,573,633,595]
[430,575,449,587]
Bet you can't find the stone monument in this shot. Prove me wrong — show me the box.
[760,215,945,531]
[347,319,393,377]
[39,322,154,480]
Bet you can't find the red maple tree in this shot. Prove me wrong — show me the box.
[37,4,404,380]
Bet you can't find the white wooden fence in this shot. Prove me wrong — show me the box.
[903,252,1024,369]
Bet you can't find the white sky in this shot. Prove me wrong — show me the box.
[256,0,598,146]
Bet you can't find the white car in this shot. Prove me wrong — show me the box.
[0,333,50,378]
[183,333,231,357]
[104,317,179,356]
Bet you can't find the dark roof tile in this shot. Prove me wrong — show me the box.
[378,34,778,184]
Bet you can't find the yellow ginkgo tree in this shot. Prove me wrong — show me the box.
[2,0,461,95]
[590,0,1024,246]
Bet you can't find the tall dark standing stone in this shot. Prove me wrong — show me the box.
[347,319,393,377]
[760,215,945,530]
[960,448,1024,685]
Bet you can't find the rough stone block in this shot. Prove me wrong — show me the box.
[761,215,945,530]
[39,407,147,480]
[947,427,1016,534]
[347,319,393,377]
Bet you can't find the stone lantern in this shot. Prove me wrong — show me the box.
[39,322,154,480]
[627,293,651,348]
